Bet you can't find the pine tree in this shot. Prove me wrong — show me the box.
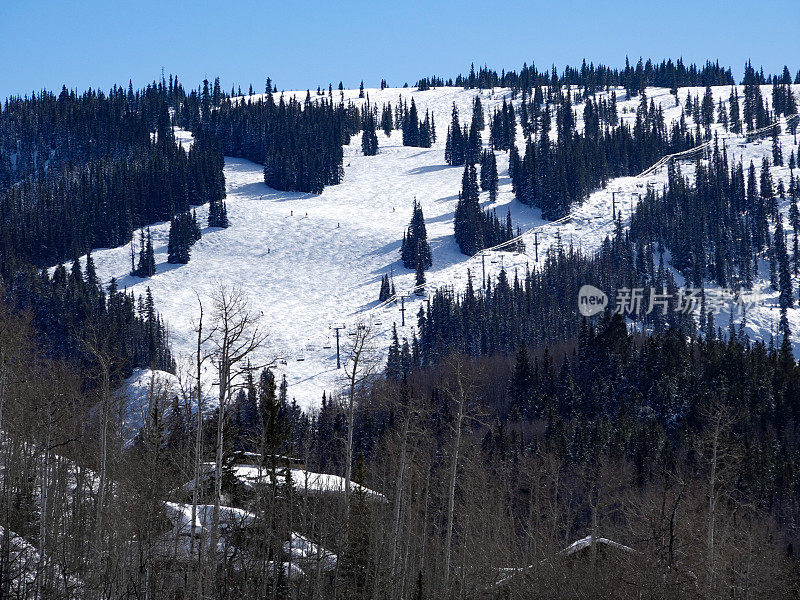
[472,95,484,130]
[191,210,202,241]
[445,103,464,166]
[454,163,483,255]
[386,325,402,379]
[772,128,784,166]
[381,103,393,136]
[479,150,499,202]
[402,98,420,147]
[729,87,742,134]
[378,274,391,302]
[167,211,195,264]
[701,85,715,129]
[415,257,426,296]
[208,197,229,228]
[361,111,379,156]
[466,119,482,164]
[776,217,793,309]
[401,199,433,269]
[135,229,156,277]
[509,340,533,415]
[340,454,373,599]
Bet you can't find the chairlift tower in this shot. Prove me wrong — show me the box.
[330,324,346,369]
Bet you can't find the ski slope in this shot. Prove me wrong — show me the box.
[76,84,800,412]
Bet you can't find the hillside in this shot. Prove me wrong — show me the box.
[73,83,800,410]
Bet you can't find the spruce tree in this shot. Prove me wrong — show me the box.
[381,103,393,136]
[414,256,426,296]
[479,150,499,202]
[445,104,464,166]
[362,111,379,156]
[402,98,420,147]
[454,163,483,255]
[135,228,156,277]
[401,199,433,269]
[386,325,402,379]
[167,212,193,264]
[472,95,484,130]
[378,274,391,302]
[208,197,229,228]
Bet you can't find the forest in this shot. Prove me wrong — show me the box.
[0,57,800,599]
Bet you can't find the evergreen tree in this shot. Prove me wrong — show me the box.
[378,274,392,302]
[445,104,465,166]
[401,199,433,269]
[208,197,229,228]
[167,211,199,264]
[772,128,784,166]
[729,87,742,133]
[386,324,403,379]
[479,149,499,202]
[402,98,421,147]
[472,95,485,130]
[466,119,482,164]
[361,110,379,156]
[414,256,426,296]
[134,229,156,277]
[381,103,393,136]
[454,163,484,255]
[776,217,793,309]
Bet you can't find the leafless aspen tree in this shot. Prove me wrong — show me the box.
[208,285,268,580]
[341,322,379,519]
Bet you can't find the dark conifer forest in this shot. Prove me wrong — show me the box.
[0,81,225,267]
[183,83,355,194]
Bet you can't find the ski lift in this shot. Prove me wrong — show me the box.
[296,357,306,362]
[374,321,383,326]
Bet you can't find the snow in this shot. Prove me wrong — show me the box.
[76,84,800,412]
[494,534,635,587]
[160,502,336,573]
[0,526,80,595]
[181,462,386,502]
[561,535,635,556]
[165,501,256,534]
[0,526,44,592]
[286,532,337,571]
[118,368,181,444]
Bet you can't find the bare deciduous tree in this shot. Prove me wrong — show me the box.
[207,285,268,580]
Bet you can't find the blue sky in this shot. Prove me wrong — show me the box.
[1,0,797,98]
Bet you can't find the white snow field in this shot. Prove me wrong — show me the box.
[76,84,800,413]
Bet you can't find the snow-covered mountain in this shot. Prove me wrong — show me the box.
[78,84,799,411]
